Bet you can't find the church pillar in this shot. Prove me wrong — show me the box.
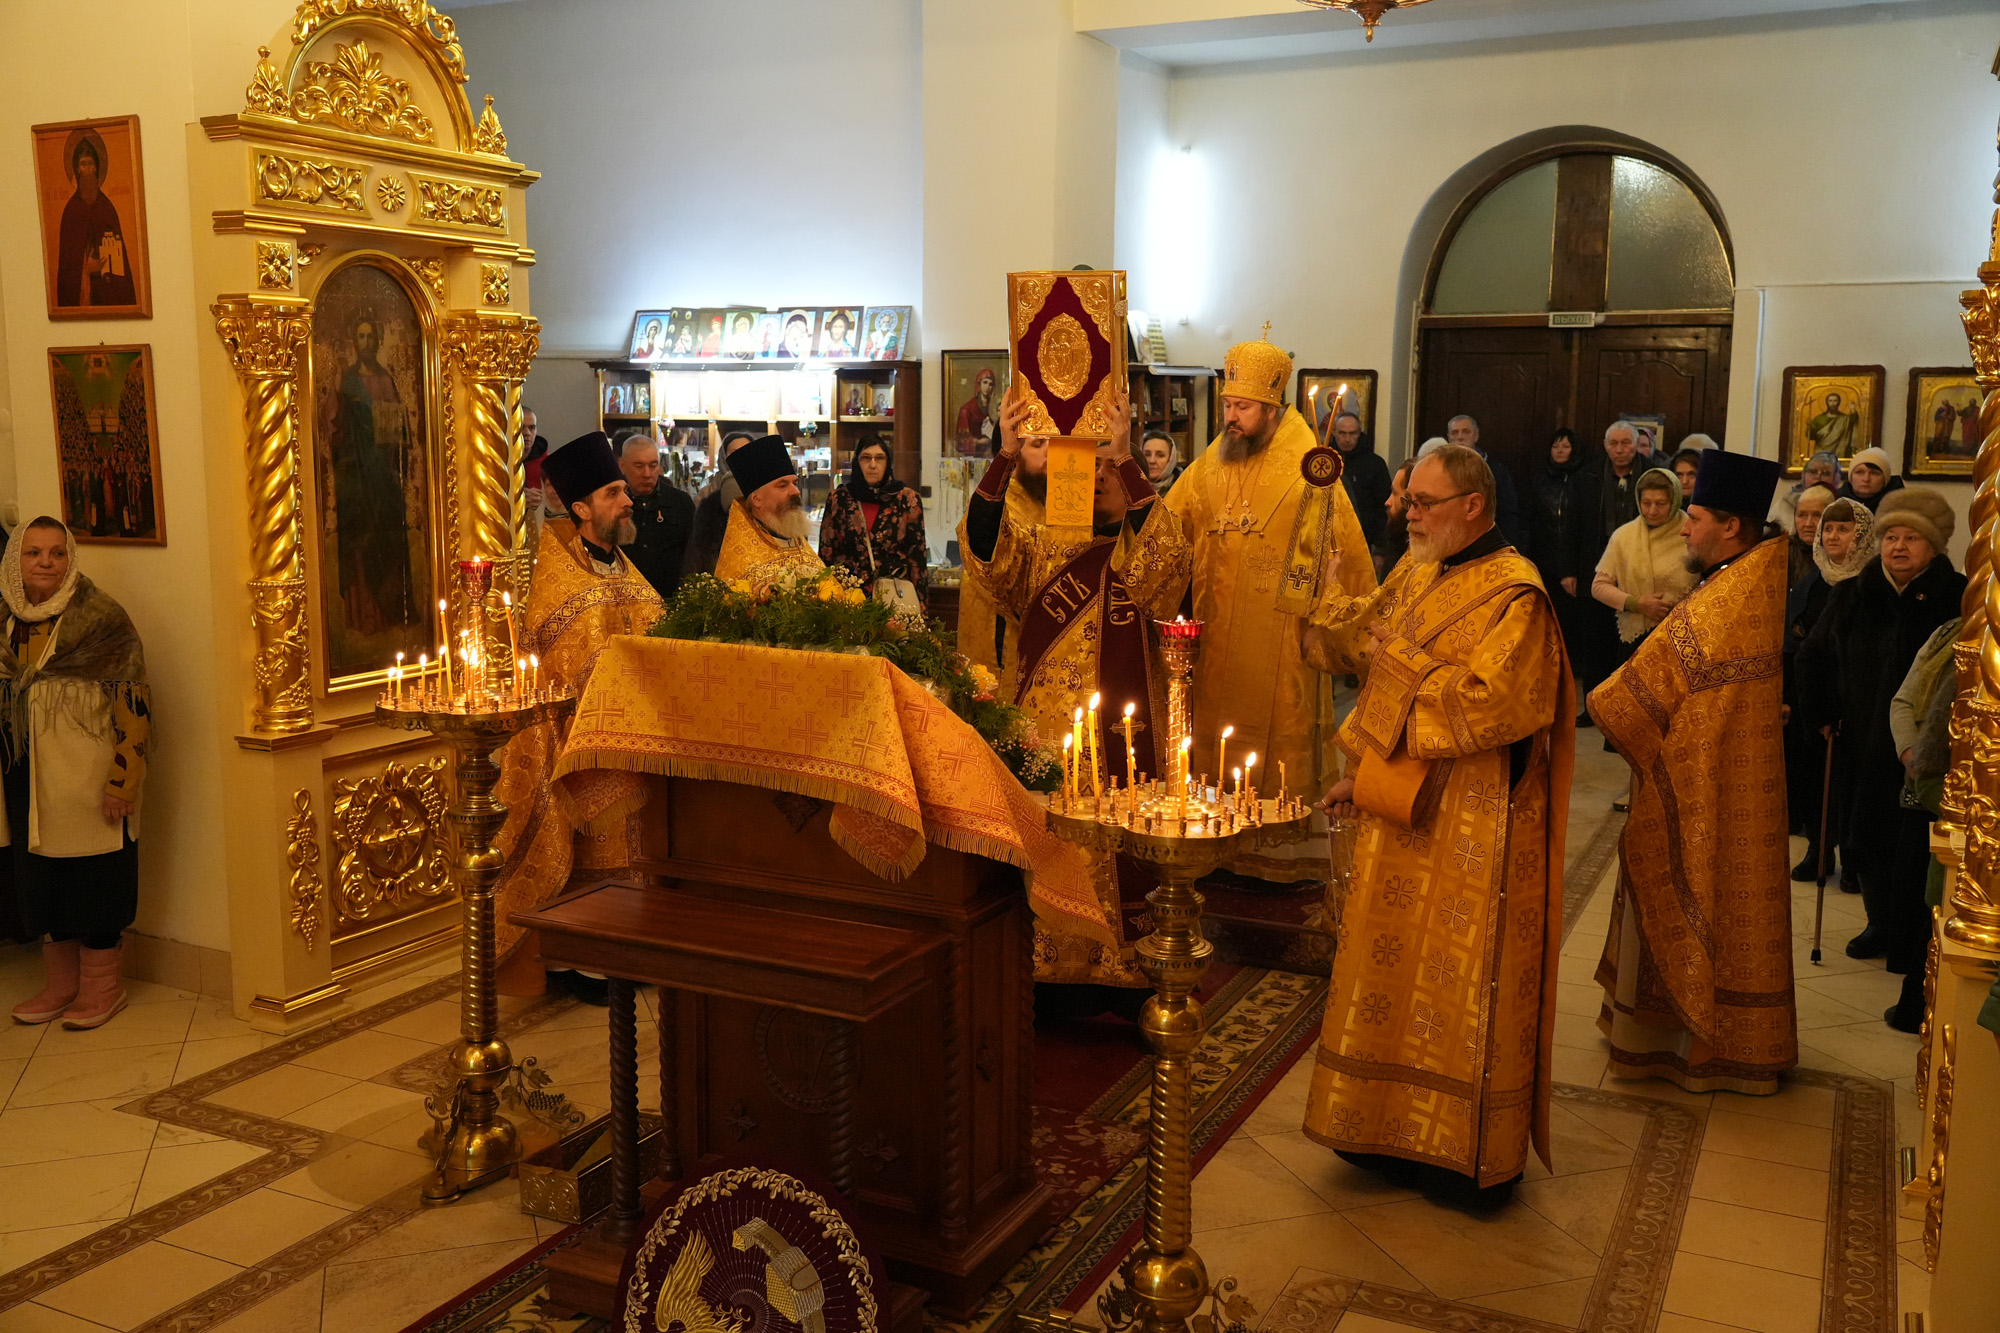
[213,295,316,735]
[441,308,539,645]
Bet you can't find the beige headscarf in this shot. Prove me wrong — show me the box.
[1814,497,1878,584]
[0,519,82,624]
[1599,468,1697,642]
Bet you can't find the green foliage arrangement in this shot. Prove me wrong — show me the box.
[650,568,1059,790]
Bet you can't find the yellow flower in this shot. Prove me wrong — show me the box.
[816,578,840,602]
[844,588,867,606]
[728,579,752,596]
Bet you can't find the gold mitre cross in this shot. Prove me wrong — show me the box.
[1221,322,1292,407]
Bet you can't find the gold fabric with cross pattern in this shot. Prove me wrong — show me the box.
[1299,542,1574,1185]
[490,518,666,961]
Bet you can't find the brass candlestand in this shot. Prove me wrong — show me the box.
[376,558,579,1204]
[1034,619,1315,1333]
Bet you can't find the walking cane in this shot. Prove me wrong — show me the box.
[1811,725,1836,965]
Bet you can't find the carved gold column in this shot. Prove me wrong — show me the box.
[442,313,539,660]
[214,296,314,734]
[1942,91,2000,951]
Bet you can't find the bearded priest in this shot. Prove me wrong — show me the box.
[1589,448,1797,1095]
[958,420,1048,699]
[961,383,1189,986]
[714,434,825,589]
[1299,443,1574,1198]
[1159,334,1376,881]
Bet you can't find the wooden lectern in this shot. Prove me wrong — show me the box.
[515,775,1051,1321]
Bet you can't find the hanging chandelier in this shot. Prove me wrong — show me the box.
[1296,0,1435,43]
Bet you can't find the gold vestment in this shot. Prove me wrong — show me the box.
[1300,542,1573,1183]
[1588,537,1796,1094]
[965,503,1190,984]
[492,520,665,960]
[715,500,825,588]
[1161,408,1376,878]
[956,478,1044,697]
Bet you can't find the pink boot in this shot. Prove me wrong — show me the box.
[12,939,81,1024]
[61,944,127,1030]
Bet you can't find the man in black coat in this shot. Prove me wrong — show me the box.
[1330,412,1391,564]
[614,429,695,597]
[682,431,757,578]
[1444,415,1523,546]
[1798,486,1963,1015]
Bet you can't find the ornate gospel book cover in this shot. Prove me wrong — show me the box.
[1007,269,1127,528]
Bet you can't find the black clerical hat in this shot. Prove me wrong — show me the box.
[544,431,624,509]
[1689,449,1782,518]
[727,434,796,496]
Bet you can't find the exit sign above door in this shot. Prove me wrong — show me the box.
[1549,312,1599,328]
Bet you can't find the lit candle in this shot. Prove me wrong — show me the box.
[394,652,405,702]
[1232,766,1242,802]
[1244,751,1259,805]
[1278,760,1287,807]
[1216,725,1233,800]
[1122,703,1137,786]
[1087,693,1102,799]
[1178,735,1193,818]
[502,591,521,695]
[1062,733,1075,803]
[530,654,541,698]
[517,656,527,707]
[417,653,429,704]
[1072,707,1085,794]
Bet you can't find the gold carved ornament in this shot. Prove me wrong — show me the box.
[443,314,540,605]
[292,0,467,85]
[474,93,507,155]
[1038,315,1091,400]
[480,264,510,307]
[213,298,314,733]
[410,256,445,302]
[1924,1022,1956,1272]
[329,758,452,923]
[256,152,367,213]
[286,789,325,949]
[414,175,506,230]
[257,241,296,291]
[376,176,407,212]
[289,40,434,142]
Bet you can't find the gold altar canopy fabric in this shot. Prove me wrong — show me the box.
[715,500,825,590]
[1588,537,1797,1094]
[1298,545,1573,1184]
[491,522,665,960]
[1161,406,1376,874]
[549,636,1114,947]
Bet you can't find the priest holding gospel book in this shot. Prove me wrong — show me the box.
[960,382,1190,987]
[1300,443,1574,1202]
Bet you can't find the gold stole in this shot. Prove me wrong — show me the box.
[715,500,825,589]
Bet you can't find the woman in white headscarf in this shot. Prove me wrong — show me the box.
[1783,496,1876,886]
[2,519,149,1029]
[1591,467,1698,653]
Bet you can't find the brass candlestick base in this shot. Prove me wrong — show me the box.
[1040,796,1313,1333]
[377,694,577,1204]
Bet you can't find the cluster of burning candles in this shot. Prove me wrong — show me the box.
[377,559,562,715]
[1052,693,1312,835]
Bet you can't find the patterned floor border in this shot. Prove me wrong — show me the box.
[0,974,580,1331]
[1560,807,1625,946]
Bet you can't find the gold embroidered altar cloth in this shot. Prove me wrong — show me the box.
[548,636,1114,946]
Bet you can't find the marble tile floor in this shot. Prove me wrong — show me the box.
[0,821,1922,1331]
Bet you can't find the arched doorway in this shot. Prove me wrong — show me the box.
[1414,146,1734,500]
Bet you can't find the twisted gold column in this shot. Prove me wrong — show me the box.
[1941,93,2000,948]
[214,297,314,734]
[442,313,540,658]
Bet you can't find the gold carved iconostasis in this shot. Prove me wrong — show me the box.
[198,0,538,1026]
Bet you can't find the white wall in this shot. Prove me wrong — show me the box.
[453,0,926,443]
[1151,1,1998,465]
[0,0,298,952]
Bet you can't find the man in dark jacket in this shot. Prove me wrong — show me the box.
[1330,412,1391,560]
[682,431,757,578]
[615,429,695,597]
[1444,415,1522,546]
[1798,486,1963,1003]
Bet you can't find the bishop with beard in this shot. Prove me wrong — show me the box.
[714,434,826,589]
[1159,334,1377,881]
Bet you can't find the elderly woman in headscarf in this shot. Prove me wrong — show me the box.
[3,519,148,1030]
[1772,450,1841,535]
[1839,446,1904,513]
[818,433,929,608]
[1591,466,1697,659]
[1784,496,1876,887]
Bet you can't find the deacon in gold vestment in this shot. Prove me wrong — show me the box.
[957,435,1047,699]
[1300,445,1573,1190]
[493,433,665,976]
[713,434,825,590]
[1161,336,1376,880]
[1590,450,1796,1094]
[962,387,1190,984]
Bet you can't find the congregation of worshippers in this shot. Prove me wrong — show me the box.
[360,326,1947,1205]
